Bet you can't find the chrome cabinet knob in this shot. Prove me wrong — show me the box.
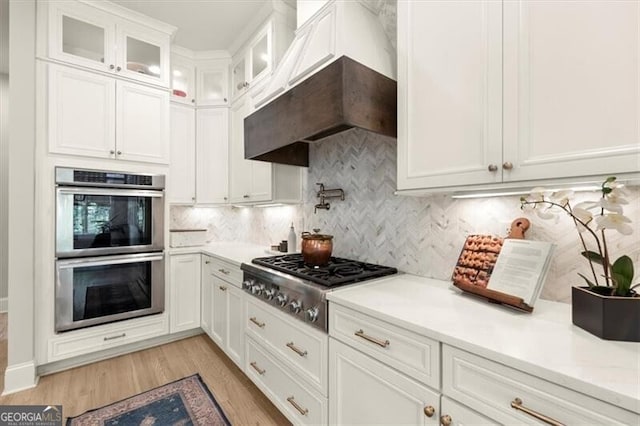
[487,164,498,172]
[223,97,228,102]
[109,149,115,155]
[109,64,115,70]
[117,150,122,155]
[304,307,319,322]
[116,66,122,72]
[276,293,288,307]
[502,161,514,170]
[289,300,302,314]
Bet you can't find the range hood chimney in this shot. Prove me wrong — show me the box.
[244,0,397,167]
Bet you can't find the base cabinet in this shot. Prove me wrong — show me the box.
[169,254,201,333]
[329,338,440,426]
[440,396,496,426]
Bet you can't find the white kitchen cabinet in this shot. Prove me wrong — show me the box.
[231,22,272,101]
[200,260,212,337]
[197,59,230,106]
[169,254,201,333]
[202,255,244,369]
[45,0,173,87]
[329,338,440,426]
[171,52,196,105]
[196,108,229,204]
[169,104,196,203]
[229,96,302,204]
[397,0,640,192]
[48,64,170,164]
[439,396,496,426]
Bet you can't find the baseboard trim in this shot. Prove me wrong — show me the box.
[37,328,204,377]
[0,297,7,313]
[2,360,38,395]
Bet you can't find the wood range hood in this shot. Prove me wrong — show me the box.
[244,56,397,167]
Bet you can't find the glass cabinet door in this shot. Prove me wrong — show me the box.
[197,61,229,106]
[232,57,247,97]
[171,60,195,105]
[251,32,270,80]
[118,24,170,87]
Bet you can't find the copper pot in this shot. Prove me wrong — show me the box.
[301,229,333,266]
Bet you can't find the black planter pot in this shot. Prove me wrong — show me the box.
[572,286,640,342]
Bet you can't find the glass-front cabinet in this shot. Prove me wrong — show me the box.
[46,0,172,87]
[231,21,273,100]
[198,59,230,106]
[171,53,196,105]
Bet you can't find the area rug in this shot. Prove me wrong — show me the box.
[66,374,231,425]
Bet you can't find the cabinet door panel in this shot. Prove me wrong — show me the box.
[211,276,227,348]
[229,98,253,202]
[196,108,229,204]
[503,0,640,181]
[329,338,439,426]
[169,254,201,333]
[200,261,213,338]
[397,1,503,190]
[169,104,196,204]
[117,81,170,164]
[48,64,116,158]
[116,22,170,87]
[197,61,230,106]
[226,285,244,369]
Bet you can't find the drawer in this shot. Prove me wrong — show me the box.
[440,396,496,426]
[245,336,328,426]
[329,303,440,389]
[202,255,242,286]
[246,298,328,395]
[48,314,168,362]
[442,345,638,425]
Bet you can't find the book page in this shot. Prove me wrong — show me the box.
[486,239,555,306]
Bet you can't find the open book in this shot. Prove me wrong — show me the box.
[452,235,555,310]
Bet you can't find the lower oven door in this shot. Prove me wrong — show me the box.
[55,252,165,332]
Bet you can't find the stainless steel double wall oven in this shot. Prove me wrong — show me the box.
[55,167,165,332]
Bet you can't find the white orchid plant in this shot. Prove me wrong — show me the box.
[520,177,638,297]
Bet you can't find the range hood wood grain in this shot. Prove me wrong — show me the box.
[244,56,397,167]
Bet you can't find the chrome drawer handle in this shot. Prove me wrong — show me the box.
[218,268,230,275]
[250,361,265,375]
[219,285,227,291]
[511,398,564,426]
[286,396,308,416]
[286,342,308,357]
[250,317,265,328]
[354,329,390,348]
[104,333,126,341]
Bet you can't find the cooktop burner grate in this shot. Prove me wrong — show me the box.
[251,254,397,286]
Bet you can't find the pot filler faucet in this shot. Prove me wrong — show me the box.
[315,183,345,213]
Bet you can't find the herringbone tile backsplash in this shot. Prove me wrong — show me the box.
[172,129,640,303]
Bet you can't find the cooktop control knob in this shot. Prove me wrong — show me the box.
[289,300,302,314]
[263,288,276,300]
[251,284,264,295]
[242,279,254,290]
[305,307,319,322]
[276,293,288,306]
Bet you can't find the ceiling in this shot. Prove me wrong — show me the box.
[110,0,281,51]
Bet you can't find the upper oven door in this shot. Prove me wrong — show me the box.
[56,186,164,258]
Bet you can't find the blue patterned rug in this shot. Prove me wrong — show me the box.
[66,374,231,425]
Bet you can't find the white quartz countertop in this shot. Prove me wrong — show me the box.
[169,242,284,266]
[327,274,640,414]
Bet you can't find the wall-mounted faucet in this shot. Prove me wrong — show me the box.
[315,183,345,213]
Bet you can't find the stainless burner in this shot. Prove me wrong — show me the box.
[241,254,397,332]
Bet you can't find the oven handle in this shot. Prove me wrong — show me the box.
[57,252,164,268]
[57,187,164,198]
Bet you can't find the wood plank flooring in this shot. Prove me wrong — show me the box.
[0,329,291,425]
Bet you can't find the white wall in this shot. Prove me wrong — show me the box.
[4,0,37,394]
[0,74,8,313]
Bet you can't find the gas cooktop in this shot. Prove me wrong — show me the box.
[251,254,398,287]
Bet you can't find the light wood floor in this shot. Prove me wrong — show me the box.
[0,327,291,425]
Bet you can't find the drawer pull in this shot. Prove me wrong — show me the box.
[440,414,452,426]
[423,405,435,418]
[219,285,227,291]
[286,342,308,357]
[286,396,309,416]
[250,361,265,375]
[218,268,230,275]
[355,329,390,348]
[205,260,211,264]
[511,398,564,426]
[250,317,265,328]
[103,333,126,341]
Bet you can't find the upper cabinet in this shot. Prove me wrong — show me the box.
[197,59,230,106]
[232,22,273,100]
[44,0,174,87]
[397,0,640,192]
[170,52,196,105]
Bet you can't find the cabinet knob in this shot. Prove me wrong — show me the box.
[116,66,122,72]
[440,414,452,426]
[243,194,250,199]
[224,97,228,102]
[191,99,195,104]
[191,197,195,201]
[502,161,514,170]
[109,149,115,155]
[109,64,115,70]
[244,81,250,88]
[487,164,498,172]
[224,197,228,201]
[237,82,244,90]
[205,260,210,264]
[117,150,122,155]
[423,406,435,418]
